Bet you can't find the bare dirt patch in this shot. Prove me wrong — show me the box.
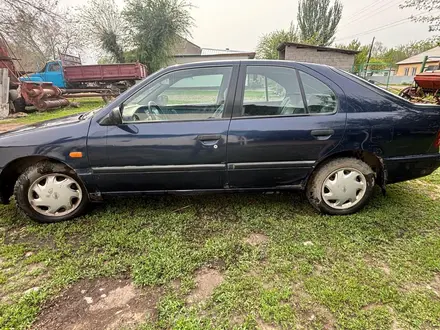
[244,233,269,246]
[378,263,391,276]
[0,123,24,133]
[364,256,391,276]
[301,304,336,330]
[187,268,224,304]
[414,180,440,200]
[402,274,440,298]
[33,278,161,330]
[427,274,440,297]
[256,319,278,329]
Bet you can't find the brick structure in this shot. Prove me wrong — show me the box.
[278,42,359,71]
[172,38,255,65]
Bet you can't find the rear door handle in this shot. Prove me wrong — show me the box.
[311,129,335,140]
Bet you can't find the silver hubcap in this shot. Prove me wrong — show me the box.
[28,174,83,217]
[322,168,367,210]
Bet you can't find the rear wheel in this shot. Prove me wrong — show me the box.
[14,161,89,223]
[307,158,375,215]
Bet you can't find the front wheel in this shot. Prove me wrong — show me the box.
[14,161,89,223]
[306,158,375,215]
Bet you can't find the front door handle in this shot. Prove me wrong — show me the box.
[197,134,221,142]
[311,129,335,140]
[196,134,221,147]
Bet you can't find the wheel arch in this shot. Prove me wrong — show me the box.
[307,150,385,190]
[0,156,77,204]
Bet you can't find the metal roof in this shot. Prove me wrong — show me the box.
[277,42,360,55]
[201,48,253,56]
[396,46,440,65]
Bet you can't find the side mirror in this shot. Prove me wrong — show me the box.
[100,106,123,126]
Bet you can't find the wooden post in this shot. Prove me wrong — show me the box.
[0,68,10,119]
[365,37,376,78]
[420,56,429,73]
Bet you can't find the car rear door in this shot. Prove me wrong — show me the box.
[88,64,238,193]
[226,63,347,188]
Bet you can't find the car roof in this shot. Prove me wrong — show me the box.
[168,59,329,71]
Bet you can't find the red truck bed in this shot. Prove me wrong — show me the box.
[63,63,148,83]
[415,71,440,91]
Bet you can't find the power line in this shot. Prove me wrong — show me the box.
[335,9,438,42]
[340,0,388,27]
[341,0,385,23]
[336,19,409,42]
[339,0,404,29]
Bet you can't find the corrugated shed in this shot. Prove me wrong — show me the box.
[201,48,249,56]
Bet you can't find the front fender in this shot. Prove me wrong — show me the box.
[0,116,93,204]
[0,119,91,170]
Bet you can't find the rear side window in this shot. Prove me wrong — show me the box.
[238,66,337,118]
[241,66,305,117]
[244,75,286,102]
[299,71,337,114]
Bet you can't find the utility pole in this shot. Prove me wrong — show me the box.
[365,36,375,78]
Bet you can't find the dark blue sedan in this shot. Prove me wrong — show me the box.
[1,60,440,223]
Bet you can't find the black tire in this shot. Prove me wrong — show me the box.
[12,97,26,114]
[14,161,89,223]
[306,158,375,215]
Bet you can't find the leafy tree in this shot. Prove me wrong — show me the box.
[336,37,440,73]
[401,0,440,31]
[297,0,343,46]
[77,0,125,63]
[400,37,440,56]
[0,0,83,65]
[123,0,193,72]
[256,23,299,59]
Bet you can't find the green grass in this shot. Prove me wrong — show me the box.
[0,170,439,329]
[0,102,440,329]
[1,98,104,125]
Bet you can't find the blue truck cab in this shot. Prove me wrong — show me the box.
[20,60,66,88]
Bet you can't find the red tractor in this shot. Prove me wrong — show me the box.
[0,36,69,115]
[399,57,440,104]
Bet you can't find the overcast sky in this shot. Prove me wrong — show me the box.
[63,0,436,55]
[187,0,434,50]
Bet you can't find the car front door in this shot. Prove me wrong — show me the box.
[226,64,347,188]
[89,65,238,193]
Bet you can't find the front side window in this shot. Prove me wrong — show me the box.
[122,67,233,122]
